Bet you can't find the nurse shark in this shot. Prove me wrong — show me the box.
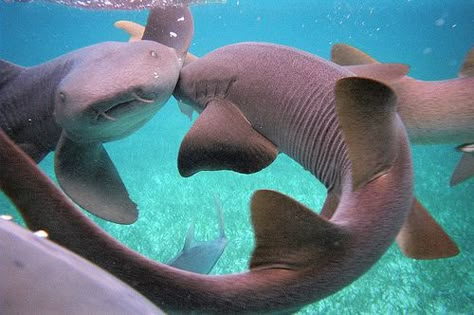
[0,216,165,315]
[117,16,459,261]
[0,6,193,224]
[1,6,459,314]
[0,56,457,315]
[331,43,474,186]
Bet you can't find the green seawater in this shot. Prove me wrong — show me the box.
[1,1,473,313]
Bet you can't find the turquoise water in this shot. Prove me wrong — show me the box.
[1,1,473,313]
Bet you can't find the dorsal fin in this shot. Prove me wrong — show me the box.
[142,6,194,60]
[0,59,24,89]
[183,222,196,250]
[214,195,226,238]
[346,63,409,83]
[249,190,347,270]
[331,43,379,66]
[335,77,399,190]
[114,20,144,42]
[459,47,474,78]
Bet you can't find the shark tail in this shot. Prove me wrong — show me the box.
[396,199,459,259]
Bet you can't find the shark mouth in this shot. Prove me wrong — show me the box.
[95,91,156,122]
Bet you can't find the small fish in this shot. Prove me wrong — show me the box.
[3,0,226,10]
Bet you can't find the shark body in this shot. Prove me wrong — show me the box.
[0,6,193,223]
[0,6,459,315]
[0,42,451,313]
[0,217,164,315]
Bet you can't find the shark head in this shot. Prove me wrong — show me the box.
[54,40,181,144]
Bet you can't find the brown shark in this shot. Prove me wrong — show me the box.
[0,37,457,312]
[331,43,474,186]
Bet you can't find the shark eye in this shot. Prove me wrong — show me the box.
[150,50,158,58]
[59,92,66,102]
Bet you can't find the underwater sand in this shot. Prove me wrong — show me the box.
[1,1,473,313]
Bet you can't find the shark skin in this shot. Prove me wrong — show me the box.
[0,32,434,313]
[0,6,193,224]
[331,43,474,186]
[0,217,164,315]
[0,72,412,314]
[168,196,228,274]
[174,42,459,261]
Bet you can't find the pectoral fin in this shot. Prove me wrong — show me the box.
[178,99,278,177]
[250,190,347,270]
[54,132,137,224]
[335,77,399,190]
[396,198,459,259]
